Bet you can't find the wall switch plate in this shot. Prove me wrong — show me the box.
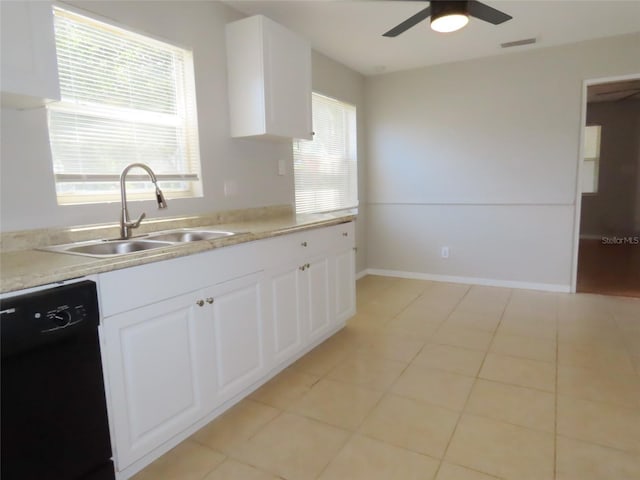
[441,246,449,258]
[278,159,286,176]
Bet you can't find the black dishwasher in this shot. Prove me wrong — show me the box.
[1,280,115,480]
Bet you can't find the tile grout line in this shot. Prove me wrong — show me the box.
[138,282,638,480]
[352,282,471,479]
[314,280,469,480]
[257,287,546,478]
[293,279,424,480]
[555,432,640,457]
[430,286,512,480]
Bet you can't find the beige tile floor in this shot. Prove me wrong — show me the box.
[133,275,640,480]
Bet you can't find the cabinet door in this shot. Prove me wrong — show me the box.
[335,247,356,324]
[263,17,312,140]
[269,264,305,365]
[102,291,216,469]
[0,0,59,108]
[226,15,311,140]
[303,255,333,344]
[207,273,267,404]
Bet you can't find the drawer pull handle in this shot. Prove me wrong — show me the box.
[206,297,214,304]
[301,241,308,247]
[196,299,205,307]
[342,232,348,237]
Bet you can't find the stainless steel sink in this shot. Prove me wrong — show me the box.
[41,239,174,258]
[40,228,240,258]
[145,229,236,242]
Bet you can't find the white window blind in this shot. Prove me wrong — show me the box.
[294,93,357,214]
[48,7,201,205]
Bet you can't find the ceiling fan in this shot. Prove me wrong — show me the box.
[383,0,513,36]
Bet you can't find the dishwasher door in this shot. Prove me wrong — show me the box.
[1,280,114,480]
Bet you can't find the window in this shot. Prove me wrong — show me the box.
[581,125,601,194]
[293,93,357,214]
[48,7,201,205]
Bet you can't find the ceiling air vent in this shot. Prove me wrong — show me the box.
[501,37,537,48]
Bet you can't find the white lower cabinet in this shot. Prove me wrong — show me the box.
[304,255,333,344]
[269,264,304,365]
[206,272,267,405]
[103,274,267,472]
[102,290,217,469]
[267,253,334,366]
[334,247,356,323]
[100,221,356,478]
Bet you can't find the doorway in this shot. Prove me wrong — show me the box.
[574,77,640,297]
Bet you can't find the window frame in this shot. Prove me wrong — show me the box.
[48,4,202,205]
[581,124,602,196]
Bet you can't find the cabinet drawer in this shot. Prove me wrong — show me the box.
[329,221,355,251]
[99,242,261,317]
[301,221,355,255]
[257,221,355,267]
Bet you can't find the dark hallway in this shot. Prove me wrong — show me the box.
[577,83,640,298]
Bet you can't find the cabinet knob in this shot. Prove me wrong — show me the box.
[206,297,214,304]
[342,232,348,237]
[301,241,308,247]
[299,265,306,271]
[196,299,205,307]
[306,263,310,269]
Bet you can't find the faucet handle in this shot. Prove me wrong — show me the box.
[127,212,146,228]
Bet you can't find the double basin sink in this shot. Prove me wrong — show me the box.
[42,229,239,258]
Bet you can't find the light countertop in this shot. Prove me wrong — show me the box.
[0,209,356,294]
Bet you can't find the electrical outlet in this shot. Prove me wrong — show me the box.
[441,246,449,258]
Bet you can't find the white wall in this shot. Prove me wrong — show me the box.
[1,0,294,232]
[0,2,368,270]
[311,51,367,273]
[365,33,640,289]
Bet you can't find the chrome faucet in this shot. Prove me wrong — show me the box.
[119,163,168,239]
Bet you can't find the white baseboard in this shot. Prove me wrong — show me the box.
[362,268,571,293]
[355,269,368,280]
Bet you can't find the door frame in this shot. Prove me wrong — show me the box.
[570,72,640,293]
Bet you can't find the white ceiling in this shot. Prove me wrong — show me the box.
[224,0,640,76]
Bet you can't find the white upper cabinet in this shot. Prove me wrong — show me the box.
[225,15,312,140]
[1,1,60,108]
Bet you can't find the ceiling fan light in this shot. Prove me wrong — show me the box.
[431,13,469,33]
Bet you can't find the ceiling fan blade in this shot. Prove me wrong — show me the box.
[467,0,512,24]
[383,6,431,37]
